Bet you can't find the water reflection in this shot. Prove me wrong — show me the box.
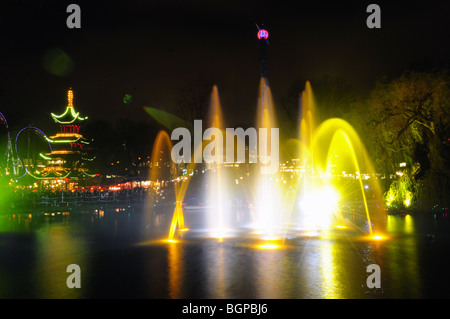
[319,240,343,298]
[205,243,228,298]
[2,208,450,298]
[254,248,284,298]
[386,214,422,297]
[168,242,183,298]
[35,225,88,298]
[387,214,415,234]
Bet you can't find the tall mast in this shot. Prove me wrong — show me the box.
[256,25,269,79]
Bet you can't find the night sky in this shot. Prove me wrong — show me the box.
[0,0,449,131]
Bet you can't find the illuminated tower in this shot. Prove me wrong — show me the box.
[40,87,96,188]
[257,26,269,79]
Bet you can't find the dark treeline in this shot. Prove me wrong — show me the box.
[84,118,161,178]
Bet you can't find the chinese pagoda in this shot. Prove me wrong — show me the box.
[38,87,96,188]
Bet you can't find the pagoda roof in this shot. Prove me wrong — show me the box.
[51,88,88,124]
[45,133,91,144]
[29,164,97,179]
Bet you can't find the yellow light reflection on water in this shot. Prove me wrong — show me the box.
[168,238,183,298]
[205,245,227,298]
[319,241,344,299]
[355,233,389,242]
[256,243,281,250]
[404,214,414,234]
[370,234,387,241]
[254,239,283,250]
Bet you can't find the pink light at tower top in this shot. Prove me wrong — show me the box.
[257,29,269,40]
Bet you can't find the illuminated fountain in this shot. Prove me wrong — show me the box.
[143,79,386,245]
[289,81,385,239]
[205,85,231,240]
[253,78,285,245]
[145,130,189,243]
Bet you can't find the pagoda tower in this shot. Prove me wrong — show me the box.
[39,87,95,188]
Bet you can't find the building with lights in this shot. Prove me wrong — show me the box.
[37,88,96,189]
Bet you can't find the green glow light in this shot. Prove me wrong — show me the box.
[80,171,97,178]
[39,153,52,160]
[144,107,190,131]
[81,155,96,161]
[123,94,133,104]
[42,48,73,77]
[26,169,71,180]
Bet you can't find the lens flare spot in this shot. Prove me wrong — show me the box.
[298,186,340,230]
[256,243,281,250]
[370,234,386,241]
[42,48,73,77]
[254,239,283,250]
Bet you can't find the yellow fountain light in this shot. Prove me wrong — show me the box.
[254,237,284,250]
[257,243,280,250]
[255,241,282,250]
[303,230,320,237]
[209,228,232,241]
[370,234,387,241]
[298,186,340,230]
[262,235,280,241]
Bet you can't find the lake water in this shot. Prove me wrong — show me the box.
[1,204,450,299]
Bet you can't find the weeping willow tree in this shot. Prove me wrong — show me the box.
[383,163,420,209]
[366,70,450,208]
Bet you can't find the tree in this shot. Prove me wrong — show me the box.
[365,70,450,208]
[84,119,159,177]
[176,78,214,122]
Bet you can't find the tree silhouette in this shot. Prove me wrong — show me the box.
[365,70,450,207]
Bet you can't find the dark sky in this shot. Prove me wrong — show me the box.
[0,0,449,131]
